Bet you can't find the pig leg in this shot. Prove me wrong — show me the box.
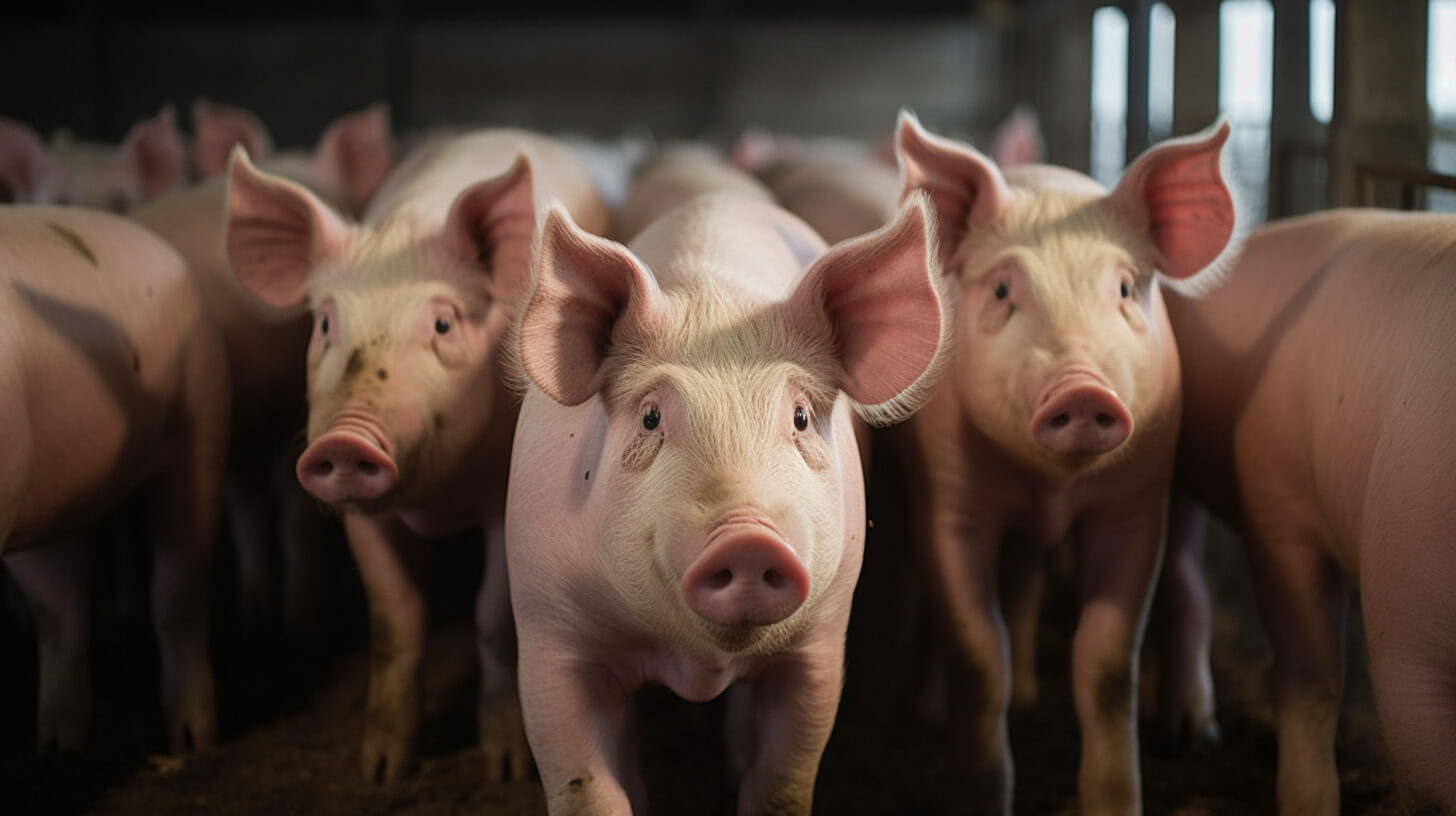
[347,512,430,783]
[1244,526,1346,815]
[475,525,530,783]
[1150,491,1219,754]
[149,341,228,753]
[278,472,327,645]
[1000,539,1043,709]
[737,642,845,816]
[1071,509,1164,816]
[225,459,275,633]
[517,642,636,815]
[4,535,92,752]
[922,504,1011,814]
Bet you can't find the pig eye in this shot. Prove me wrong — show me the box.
[994,282,1009,300]
[793,405,809,431]
[320,315,330,335]
[642,405,661,431]
[434,316,452,334]
[1120,281,1131,298]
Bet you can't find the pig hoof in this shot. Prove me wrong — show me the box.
[361,742,415,785]
[478,706,534,783]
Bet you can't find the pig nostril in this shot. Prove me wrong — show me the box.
[314,460,334,476]
[1050,414,1071,429]
[1095,413,1115,428]
[763,569,785,590]
[357,460,379,476]
[708,569,733,590]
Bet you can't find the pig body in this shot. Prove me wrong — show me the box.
[506,151,946,814]
[136,105,394,635]
[0,108,186,211]
[1163,209,1456,813]
[225,128,609,783]
[0,206,228,752]
[895,112,1236,814]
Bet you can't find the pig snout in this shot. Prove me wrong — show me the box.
[682,524,811,627]
[1030,374,1133,456]
[296,416,398,504]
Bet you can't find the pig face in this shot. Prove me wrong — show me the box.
[225,147,536,512]
[517,196,946,653]
[0,108,185,211]
[896,111,1236,475]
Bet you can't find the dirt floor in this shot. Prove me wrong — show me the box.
[1,477,1405,816]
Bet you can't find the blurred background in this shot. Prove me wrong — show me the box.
[2,0,1452,221]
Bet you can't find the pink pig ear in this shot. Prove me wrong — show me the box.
[519,203,664,406]
[443,152,540,308]
[0,117,54,201]
[192,98,273,180]
[225,145,351,313]
[1109,119,1235,280]
[895,109,1010,271]
[789,190,947,426]
[315,102,393,216]
[991,105,1044,168]
[120,106,186,199]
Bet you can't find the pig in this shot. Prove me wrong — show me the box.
[1158,209,1456,814]
[191,99,394,218]
[0,106,186,211]
[743,107,1045,246]
[893,110,1237,814]
[504,149,948,813]
[223,129,609,783]
[134,104,395,638]
[0,206,228,753]
[612,142,774,241]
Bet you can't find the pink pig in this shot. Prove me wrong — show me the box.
[0,106,187,211]
[134,104,395,636]
[894,110,1236,814]
[224,129,608,784]
[505,145,947,813]
[1161,209,1456,813]
[0,206,229,753]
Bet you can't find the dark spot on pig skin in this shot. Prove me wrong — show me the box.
[567,778,583,791]
[1093,663,1133,728]
[584,470,590,480]
[376,368,388,381]
[433,413,445,432]
[46,222,98,267]
[145,286,154,297]
[344,347,364,379]
[132,352,141,375]
[1337,393,1345,406]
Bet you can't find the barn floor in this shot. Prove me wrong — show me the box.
[1,497,1405,816]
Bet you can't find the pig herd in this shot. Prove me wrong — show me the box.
[1,100,1453,816]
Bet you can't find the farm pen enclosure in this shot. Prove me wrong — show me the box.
[1,1,1444,813]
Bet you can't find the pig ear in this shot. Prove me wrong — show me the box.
[315,102,393,215]
[0,117,53,200]
[895,109,1010,271]
[225,145,351,313]
[119,106,186,198]
[1109,119,1236,282]
[789,190,947,426]
[992,105,1044,168]
[192,98,273,180]
[443,152,538,308]
[519,203,664,406]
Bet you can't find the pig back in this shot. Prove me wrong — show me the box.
[2,206,207,546]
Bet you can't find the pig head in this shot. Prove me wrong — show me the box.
[0,107,185,211]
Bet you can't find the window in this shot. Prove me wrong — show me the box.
[1310,0,1334,124]
[1219,0,1274,222]
[1431,0,1456,211]
[1149,3,1176,144]
[1091,5,1129,186]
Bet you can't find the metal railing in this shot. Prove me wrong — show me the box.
[1353,162,1456,210]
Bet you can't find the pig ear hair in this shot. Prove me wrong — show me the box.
[516,201,663,406]
[225,144,351,315]
[895,108,1010,272]
[792,190,950,427]
[192,98,273,180]
[315,102,394,216]
[991,105,1045,168]
[1110,118,1243,296]
[120,105,187,199]
[0,117,54,200]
